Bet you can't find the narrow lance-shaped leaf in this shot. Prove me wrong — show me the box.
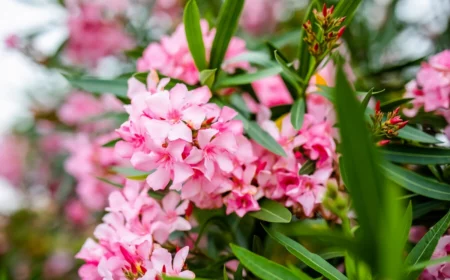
[290,98,306,130]
[263,225,348,280]
[214,67,282,89]
[397,125,440,144]
[183,0,207,71]
[382,162,450,201]
[249,200,292,223]
[380,145,450,165]
[64,76,128,98]
[334,64,404,277]
[405,209,450,280]
[209,0,245,71]
[399,201,413,249]
[360,88,374,110]
[230,244,299,280]
[199,68,217,88]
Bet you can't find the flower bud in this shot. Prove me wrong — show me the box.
[377,139,391,146]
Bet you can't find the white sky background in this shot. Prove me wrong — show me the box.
[0,0,67,135]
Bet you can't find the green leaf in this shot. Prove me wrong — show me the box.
[334,0,362,26]
[299,159,316,175]
[111,166,151,180]
[249,200,291,223]
[381,145,450,165]
[274,51,303,85]
[290,98,306,130]
[230,244,299,280]
[297,0,320,78]
[406,256,450,273]
[230,94,250,118]
[96,177,123,188]
[334,64,404,277]
[199,68,217,88]
[286,264,314,280]
[209,0,245,71]
[380,98,414,112]
[413,200,448,219]
[237,115,287,157]
[124,46,145,59]
[102,138,121,147]
[65,76,128,97]
[400,202,413,249]
[382,162,450,201]
[397,126,440,144]
[214,67,282,88]
[263,226,347,280]
[360,88,374,110]
[405,209,450,279]
[184,0,207,71]
[224,51,275,68]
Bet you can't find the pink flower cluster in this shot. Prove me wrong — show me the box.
[58,91,123,131]
[65,2,134,66]
[64,133,125,211]
[240,0,283,36]
[137,20,248,85]
[255,111,337,217]
[404,50,450,135]
[116,74,257,214]
[76,180,194,279]
[420,235,450,280]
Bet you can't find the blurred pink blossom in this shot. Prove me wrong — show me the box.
[137,20,249,85]
[65,3,134,66]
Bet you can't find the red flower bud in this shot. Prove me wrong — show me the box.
[330,5,335,14]
[389,116,402,125]
[393,107,400,115]
[377,139,390,146]
[375,100,381,113]
[337,26,346,38]
[397,121,408,129]
[322,3,327,17]
[313,43,319,52]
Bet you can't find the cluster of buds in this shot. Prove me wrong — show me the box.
[302,4,346,59]
[322,180,349,221]
[372,101,408,146]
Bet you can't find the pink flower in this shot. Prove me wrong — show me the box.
[251,75,293,107]
[403,50,450,118]
[58,92,123,131]
[225,164,261,217]
[225,191,260,217]
[64,133,125,210]
[421,235,450,280]
[65,3,134,66]
[409,225,427,243]
[77,181,194,279]
[4,34,20,49]
[240,0,281,36]
[137,20,248,85]
[65,199,90,225]
[429,50,450,71]
[151,246,195,278]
